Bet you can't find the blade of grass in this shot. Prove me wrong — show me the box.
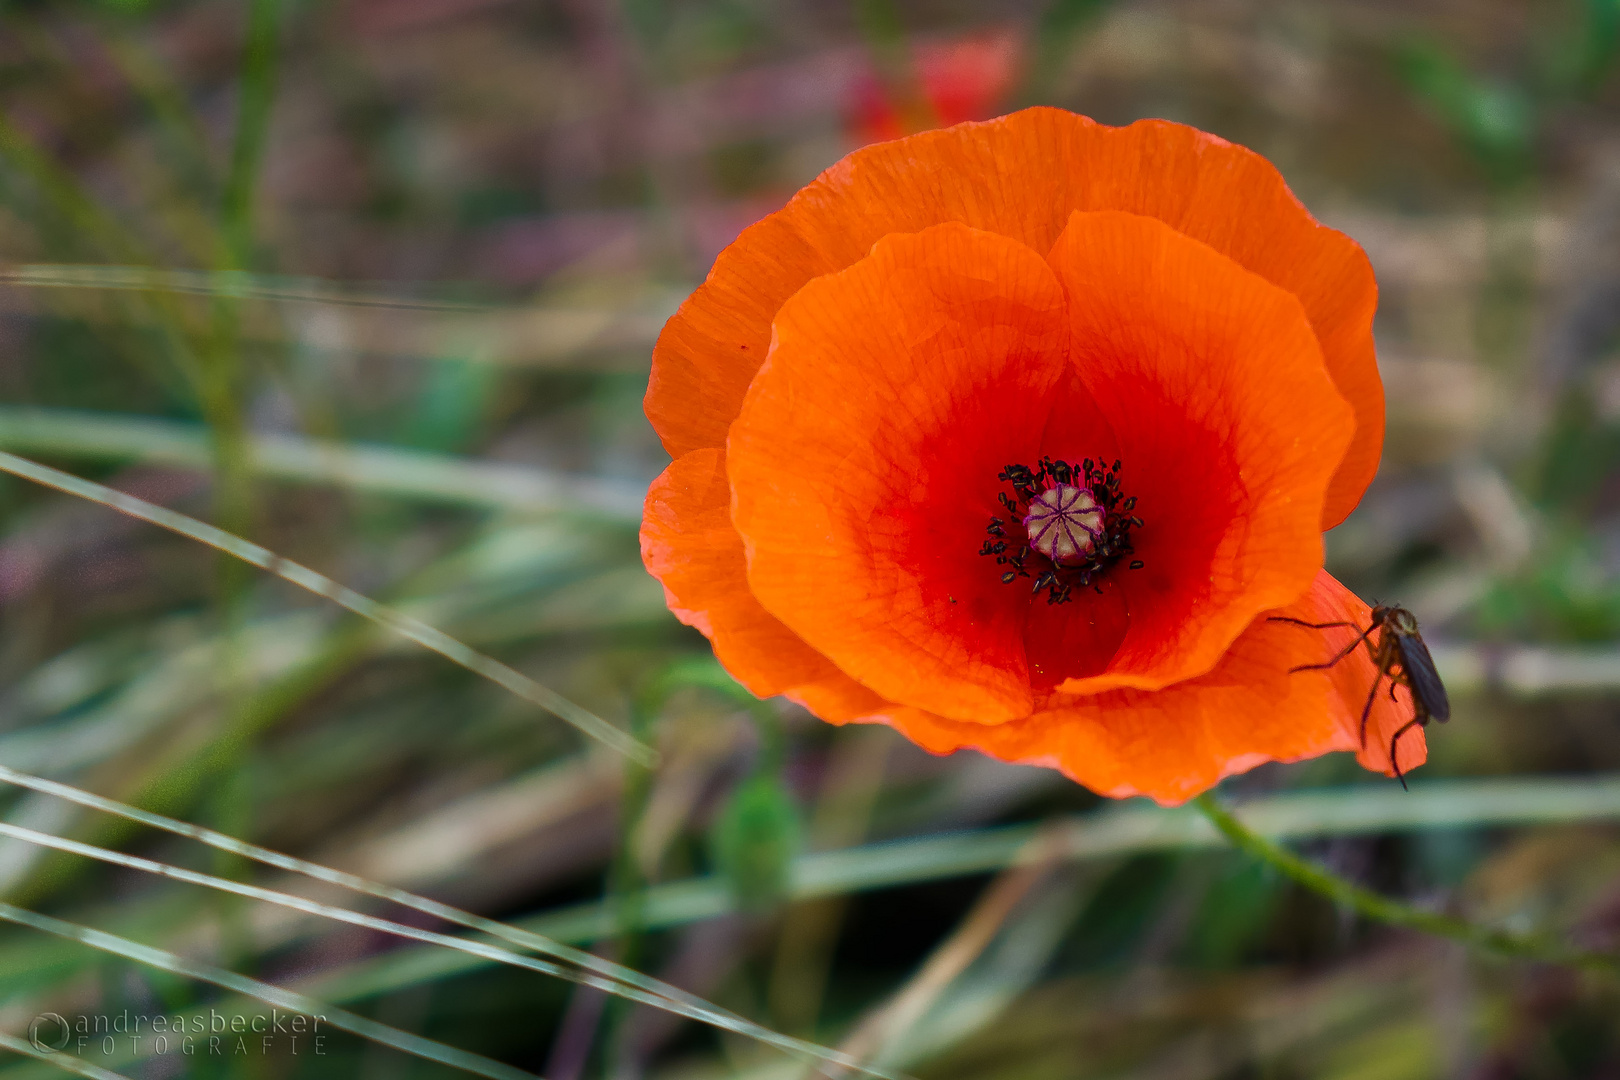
[220,0,281,268]
[0,901,538,1080]
[0,264,496,311]
[99,35,221,209]
[0,611,336,777]
[0,451,655,765]
[0,118,148,266]
[0,265,679,367]
[0,820,895,1079]
[826,828,1066,1076]
[0,407,646,518]
[0,824,762,1042]
[308,773,1620,1003]
[0,766,895,1080]
[0,511,644,904]
[195,0,279,574]
[0,110,215,396]
[0,1034,130,1080]
[201,0,286,554]
[865,867,1099,1072]
[769,726,893,1034]
[0,63,255,579]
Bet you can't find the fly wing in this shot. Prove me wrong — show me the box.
[1396,632,1450,723]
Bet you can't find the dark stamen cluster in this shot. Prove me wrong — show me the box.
[979,456,1144,604]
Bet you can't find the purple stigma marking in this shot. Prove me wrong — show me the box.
[1023,485,1104,565]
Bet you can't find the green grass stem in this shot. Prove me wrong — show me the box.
[0,768,891,1079]
[315,774,1620,1002]
[0,902,538,1080]
[0,264,496,311]
[1194,793,1620,972]
[0,407,645,518]
[0,1034,130,1080]
[0,451,655,765]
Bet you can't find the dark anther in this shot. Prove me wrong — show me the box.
[982,455,1143,604]
[999,464,1036,489]
[1129,560,1145,570]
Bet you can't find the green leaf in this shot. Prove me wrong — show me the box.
[710,773,802,913]
[1395,38,1535,182]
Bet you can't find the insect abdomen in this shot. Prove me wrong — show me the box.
[1395,632,1450,723]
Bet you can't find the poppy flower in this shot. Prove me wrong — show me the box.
[642,108,1424,805]
[848,32,1022,145]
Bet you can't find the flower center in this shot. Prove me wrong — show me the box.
[1024,484,1104,564]
[980,457,1144,604]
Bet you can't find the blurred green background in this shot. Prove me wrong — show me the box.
[1,0,1620,1077]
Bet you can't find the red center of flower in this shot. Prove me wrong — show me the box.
[981,457,1144,604]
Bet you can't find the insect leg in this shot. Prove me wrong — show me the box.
[1357,672,1383,748]
[1388,719,1422,791]
[1267,617,1357,630]
[1288,621,1379,674]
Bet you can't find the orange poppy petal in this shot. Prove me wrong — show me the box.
[888,605,1340,807]
[644,451,1424,796]
[1043,210,1355,694]
[728,223,1073,722]
[881,570,1415,805]
[647,108,1380,528]
[784,675,891,725]
[641,448,845,698]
